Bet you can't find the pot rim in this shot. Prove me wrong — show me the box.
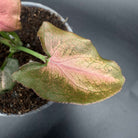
[22,1,73,32]
[0,1,73,117]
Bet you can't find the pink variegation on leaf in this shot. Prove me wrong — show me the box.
[0,0,21,31]
[13,22,125,104]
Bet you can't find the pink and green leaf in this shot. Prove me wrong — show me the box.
[0,0,21,31]
[0,58,19,93]
[12,22,125,104]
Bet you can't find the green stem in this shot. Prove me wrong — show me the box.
[16,46,47,63]
[0,52,14,70]
[0,37,48,63]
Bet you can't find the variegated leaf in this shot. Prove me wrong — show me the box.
[0,58,19,93]
[0,0,21,31]
[13,22,125,104]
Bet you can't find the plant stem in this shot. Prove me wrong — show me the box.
[16,46,47,63]
[0,52,14,70]
[0,37,48,63]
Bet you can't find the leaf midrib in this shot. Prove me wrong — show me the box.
[49,58,116,93]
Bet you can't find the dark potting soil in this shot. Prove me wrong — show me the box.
[0,6,67,114]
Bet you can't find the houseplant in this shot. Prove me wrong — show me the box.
[0,0,125,116]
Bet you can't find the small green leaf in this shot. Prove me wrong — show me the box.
[0,31,12,40]
[13,22,125,104]
[0,31,23,46]
[8,32,23,46]
[0,37,13,48]
[0,58,19,93]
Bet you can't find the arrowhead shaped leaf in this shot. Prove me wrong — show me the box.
[0,0,21,31]
[0,58,19,93]
[13,22,125,104]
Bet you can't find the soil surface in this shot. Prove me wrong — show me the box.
[0,6,67,114]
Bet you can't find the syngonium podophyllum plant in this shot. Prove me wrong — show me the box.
[0,0,125,104]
